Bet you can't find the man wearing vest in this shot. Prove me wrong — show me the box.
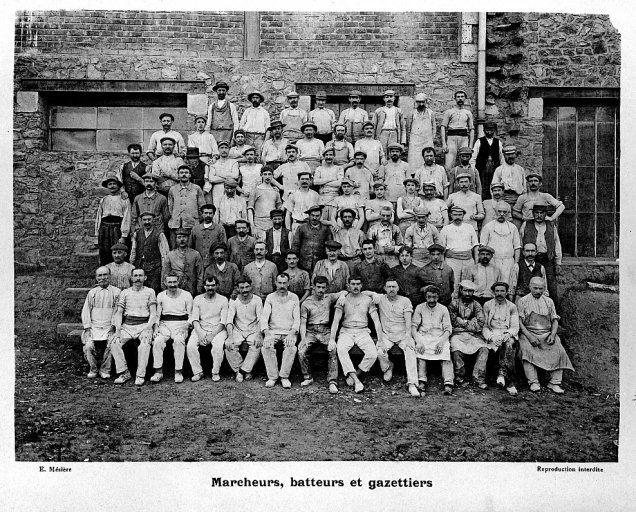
[117,144,147,204]
[264,209,291,273]
[130,211,170,294]
[508,242,548,302]
[520,202,562,309]
[470,121,503,200]
[206,81,239,145]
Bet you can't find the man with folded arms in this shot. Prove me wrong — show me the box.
[284,171,320,237]
[291,204,333,273]
[189,203,226,268]
[260,119,288,170]
[330,208,364,272]
[111,268,157,386]
[260,273,301,389]
[404,205,440,267]
[187,275,229,383]
[151,272,193,384]
[480,202,520,284]
[188,115,219,166]
[242,241,279,301]
[296,123,325,174]
[151,137,185,196]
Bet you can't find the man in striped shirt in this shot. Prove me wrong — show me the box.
[105,243,134,290]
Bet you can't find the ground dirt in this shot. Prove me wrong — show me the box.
[14,289,619,462]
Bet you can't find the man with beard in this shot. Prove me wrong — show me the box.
[446,173,484,233]
[480,202,521,284]
[420,181,448,230]
[439,206,479,296]
[470,120,503,199]
[352,239,393,293]
[414,147,449,200]
[355,121,385,179]
[224,276,264,382]
[248,166,283,239]
[204,242,241,299]
[167,165,204,247]
[110,268,157,386]
[513,173,564,225]
[265,209,291,273]
[412,285,454,396]
[482,182,511,226]
[95,175,130,265]
[421,243,454,307]
[520,202,562,307]
[275,144,312,201]
[186,275,229,383]
[309,90,336,144]
[330,208,364,272]
[206,81,239,145]
[441,90,474,171]
[338,89,369,146]
[372,90,407,154]
[146,112,186,161]
[215,178,247,240]
[206,140,241,205]
[81,266,120,379]
[448,280,488,388]
[188,115,219,166]
[380,143,409,206]
[344,150,374,201]
[326,123,355,167]
[162,226,204,295]
[284,171,320,236]
[296,123,325,174]
[130,211,170,294]
[227,219,256,272]
[151,137,186,196]
[492,145,527,217]
[260,273,301,389]
[239,90,270,155]
[106,243,135,290]
[260,119,288,170]
[312,240,350,293]
[150,272,193,384]
[404,205,440,267]
[280,91,308,143]
[132,174,169,231]
[407,92,436,174]
[242,241,279,301]
[460,245,502,306]
[391,245,429,307]
[482,281,520,396]
[508,242,548,302]
[517,277,574,394]
[448,146,482,195]
[291,204,333,273]
[184,147,209,194]
[332,277,382,394]
[365,182,394,231]
[189,204,227,268]
[117,143,147,204]
[367,207,403,268]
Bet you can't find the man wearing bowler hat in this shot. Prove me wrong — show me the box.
[206,81,239,145]
[146,112,186,161]
[309,90,336,144]
[188,115,219,166]
[95,175,131,265]
[239,90,270,155]
[338,89,369,145]
[184,146,209,192]
[280,91,308,143]
[372,89,407,154]
[441,90,474,171]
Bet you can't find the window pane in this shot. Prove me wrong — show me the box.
[325,102,341,119]
[597,116,616,167]
[558,165,576,212]
[542,117,557,167]
[597,166,616,213]
[597,105,615,122]
[51,129,96,151]
[97,107,143,129]
[542,166,557,198]
[557,108,576,166]
[616,164,620,212]
[576,213,595,257]
[51,106,97,129]
[616,212,620,258]
[577,106,595,167]
[577,166,595,212]
[596,213,616,258]
[96,130,143,152]
[559,212,576,257]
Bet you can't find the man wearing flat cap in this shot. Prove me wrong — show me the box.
[130,210,170,294]
[520,202,562,308]
[296,122,325,173]
[260,119,289,170]
[439,205,479,296]
[237,146,262,199]
[338,89,369,145]
[441,90,474,172]
[274,144,312,201]
[239,90,270,155]
[396,177,424,236]
[354,121,385,178]
[326,123,355,167]
[312,240,350,293]
[421,243,454,307]
[407,92,436,173]
[188,115,219,166]
[414,146,449,200]
[146,112,186,161]
[448,146,482,196]
[460,245,503,306]
[313,147,344,218]
[106,243,135,290]
[344,149,374,200]
[380,142,410,205]
[207,140,241,205]
[204,242,241,299]
[365,182,394,231]
[283,170,320,236]
[280,91,308,143]
[372,90,406,154]
[482,182,511,226]
[309,90,336,144]
[404,205,440,267]
[248,166,283,238]
[206,81,239,145]
[151,136,186,196]
[162,225,204,295]
[512,172,564,225]
[446,172,485,232]
[291,204,333,273]
[470,120,503,200]
[492,144,527,216]
[189,203,227,268]
[95,175,131,265]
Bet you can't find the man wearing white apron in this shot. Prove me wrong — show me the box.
[407,93,436,173]
[279,91,307,143]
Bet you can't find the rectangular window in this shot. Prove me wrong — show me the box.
[47,92,188,152]
[542,99,619,258]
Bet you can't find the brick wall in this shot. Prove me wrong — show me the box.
[15,10,245,57]
[259,12,459,59]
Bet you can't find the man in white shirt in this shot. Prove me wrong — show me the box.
[146,112,186,161]
[414,147,449,200]
[309,90,336,144]
[338,89,369,145]
[188,115,219,166]
[372,89,406,154]
[492,144,527,213]
[239,90,270,156]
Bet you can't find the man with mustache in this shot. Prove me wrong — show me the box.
[146,112,186,161]
[512,172,564,225]
[440,90,475,171]
[130,211,170,294]
[131,174,169,231]
[338,89,369,145]
[206,81,239,145]
[372,89,406,155]
[151,137,186,196]
[117,143,147,204]
[239,90,270,156]
[309,90,336,144]
[280,91,308,143]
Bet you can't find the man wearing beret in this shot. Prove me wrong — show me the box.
[312,240,350,293]
[296,122,325,173]
[441,90,474,171]
[439,206,479,296]
[206,81,239,145]
[187,115,219,166]
[283,171,320,236]
[239,90,270,156]
[354,121,385,178]
[162,226,204,295]
[492,145,527,216]
[448,146,482,196]
[326,123,355,167]
[189,203,227,268]
[446,173,485,233]
[512,172,565,225]
[291,204,333,273]
[407,92,436,173]
[132,174,169,231]
[264,209,291,273]
[168,165,205,247]
[95,175,131,265]
[274,144,312,200]
[380,143,410,205]
[106,243,135,290]
[470,120,503,200]
[344,150,374,200]
[260,120,289,170]
[460,245,503,306]
[414,146,449,200]
[480,202,521,284]
[215,178,248,240]
[146,112,186,161]
[130,211,170,294]
[207,140,241,205]
[309,90,336,144]
[280,91,308,143]
[151,137,186,196]
[372,90,406,154]
[117,143,147,204]
[338,89,369,146]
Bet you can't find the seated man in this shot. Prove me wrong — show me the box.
[482,281,520,396]
[411,285,454,395]
[448,280,488,389]
[81,266,121,379]
[186,275,229,383]
[224,276,263,382]
[151,273,194,384]
[331,277,382,394]
[260,273,301,389]
[517,277,574,394]
[366,279,420,397]
[110,268,157,386]
[298,276,345,394]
